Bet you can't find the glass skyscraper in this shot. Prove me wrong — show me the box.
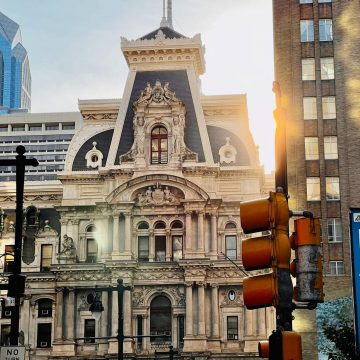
[0,11,31,114]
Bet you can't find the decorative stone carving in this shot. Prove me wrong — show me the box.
[135,183,182,206]
[220,288,243,306]
[219,137,237,164]
[85,142,103,169]
[57,234,76,264]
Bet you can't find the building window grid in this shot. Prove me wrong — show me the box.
[319,19,333,41]
[324,136,338,159]
[303,97,317,120]
[305,137,319,160]
[326,177,340,201]
[327,218,342,243]
[321,58,335,80]
[306,177,320,201]
[329,261,344,275]
[300,20,314,42]
[302,59,316,81]
[322,97,336,119]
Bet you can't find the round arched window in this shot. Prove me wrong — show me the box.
[151,126,168,164]
[150,295,172,342]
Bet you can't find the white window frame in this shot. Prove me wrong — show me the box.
[300,20,314,42]
[319,0,332,3]
[329,261,344,275]
[322,97,336,119]
[324,136,338,159]
[306,177,320,201]
[300,0,313,3]
[326,177,340,201]
[302,59,316,80]
[305,137,319,160]
[327,218,342,243]
[321,58,335,80]
[319,19,333,41]
[303,97,317,120]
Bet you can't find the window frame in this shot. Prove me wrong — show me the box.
[319,19,333,41]
[225,235,237,260]
[322,97,336,119]
[300,20,314,42]
[324,136,338,160]
[320,58,335,80]
[41,244,53,271]
[327,218,342,243]
[84,319,96,343]
[227,316,239,340]
[306,177,321,201]
[151,126,168,164]
[326,177,340,201]
[329,261,344,275]
[302,58,316,81]
[37,323,52,348]
[303,97,317,120]
[304,137,319,160]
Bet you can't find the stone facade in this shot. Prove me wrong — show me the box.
[0,21,274,359]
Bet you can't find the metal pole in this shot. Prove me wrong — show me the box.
[118,279,124,360]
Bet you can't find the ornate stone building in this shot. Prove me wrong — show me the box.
[0,8,274,360]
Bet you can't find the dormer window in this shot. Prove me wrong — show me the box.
[151,126,168,164]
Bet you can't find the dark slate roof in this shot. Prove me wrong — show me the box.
[207,125,251,166]
[115,70,205,164]
[72,129,114,171]
[139,26,187,40]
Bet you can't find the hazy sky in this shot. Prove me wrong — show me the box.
[2,0,275,172]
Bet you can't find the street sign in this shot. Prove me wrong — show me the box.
[350,209,360,354]
[0,346,25,360]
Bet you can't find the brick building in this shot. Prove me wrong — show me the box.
[273,0,359,358]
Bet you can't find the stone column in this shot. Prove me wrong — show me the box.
[197,212,204,253]
[20,298,30,345]
[112,214,120,259]
[108,291,119,354]
[123,287,133,353]
[60,218,68,239]
[100,291,109,338]
[210,214,218,256]
[166,229,171,261]
[124,212,132,258]
[143,314,149,352]
[244,307,253,336]
[70,219,79,245]
[172,314,178,348]
[257,308,266,336]
[54,288,64,340]
[211,285,220,338]
[185,282,193,336]
[149,230,155,262]
[66,288,75,341]
[185,211,192,254]
[197,282,206,336]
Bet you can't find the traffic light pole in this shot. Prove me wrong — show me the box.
[0,146,38,345]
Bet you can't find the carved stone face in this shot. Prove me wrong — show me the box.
[137,117,144,126]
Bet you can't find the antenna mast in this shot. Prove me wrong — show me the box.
[167,0,173,29]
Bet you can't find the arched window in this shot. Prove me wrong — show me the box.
[86,225,97,263]
[150,295,171,342]
[171,221,183,261]
[225,222,237,260]
[151,126,168,164]
[138,222,149,261]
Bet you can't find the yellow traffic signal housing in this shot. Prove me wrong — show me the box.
[290,218,324,303]
[240,191,292,309]
[258,340,270,358]
[269,330,302,360]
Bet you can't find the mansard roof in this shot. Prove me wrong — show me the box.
[139,26,187,40]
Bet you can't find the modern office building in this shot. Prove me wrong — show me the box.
[0,11,31,114]
[0,112,83,181]
[273,0,358,358]
[0,3,275,359]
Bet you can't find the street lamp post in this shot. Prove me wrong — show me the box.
[89,279,131,360]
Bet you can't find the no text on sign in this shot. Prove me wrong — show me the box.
[0,347,25,360]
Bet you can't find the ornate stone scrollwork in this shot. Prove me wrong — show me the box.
[135,183,183,206]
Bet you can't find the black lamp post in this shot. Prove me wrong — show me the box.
[89,279,131,360]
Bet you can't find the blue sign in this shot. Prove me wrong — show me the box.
[350,209,360,353]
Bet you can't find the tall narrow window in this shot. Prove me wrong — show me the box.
[37,323,51,348]
[305,137,319,160]
[302,59,315,80]
[326,177,340,200]
[319,19,333,41]
[41,244,52,271]
[0,325,10,346]
[151,126,168,164]
[138,236,149,261]
[137,316,143,349]
[227,316,238,340]
[300,20,314,42]
[321,58,335,80]
[303,97,317,119]
[155,237,166,262]
[172,235,183,261]
[322,97,336,119]
[225,235,237,260]
[324,136,338,159]
[327,219,342,243]
[86,239,98,263]
[307,177,320,201]
[150,296,171,342]
[84,319,95,343]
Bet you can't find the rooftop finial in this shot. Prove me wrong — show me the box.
[167,0,173,29]
[160,0,169,27]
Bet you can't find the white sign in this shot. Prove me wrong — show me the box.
[4,298,15,307]
[0,346,25,360]
[354,213,360,222]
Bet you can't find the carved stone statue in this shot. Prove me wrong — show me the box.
[60,234,76,257]
[137,184,180,206]
[131,116,145,155]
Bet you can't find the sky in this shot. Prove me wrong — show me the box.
[1,0,275,172]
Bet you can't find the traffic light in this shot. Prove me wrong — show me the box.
[240,191,293,309]
[269,330,302,360]
[290,217,324,303]
[7,274,26,298]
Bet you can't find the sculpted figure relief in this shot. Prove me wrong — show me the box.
[136,184,180,206]
[60,234,76,257]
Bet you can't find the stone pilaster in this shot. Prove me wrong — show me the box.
[112,213,120,260]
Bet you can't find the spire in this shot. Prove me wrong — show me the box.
[160,0,169,27]
[167,0,173,29]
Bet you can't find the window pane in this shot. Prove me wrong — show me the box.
[300,0,313,3]
[330,261,344,275]
[327,218,342,242]
[302,59,315,80]
[84,319,95,343]
[303,97,317,119]
[322,97,336,119]
[326,177,340,200]
[41,244,52,271]
[324,136,338,159]
[300,20,314,42]
[172,236,183,261]
[227,316,238,340]
[155,236,166,262]
[1,325,11,346]
[321,58,334,80]
[226,235,237,260]
[138,236,149,261]
[87,239,97,262]
[319,19,333,41]
[37,323,51,348]
[307,177,320,201]
[305,137,319,160]
[319,0,332,2]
